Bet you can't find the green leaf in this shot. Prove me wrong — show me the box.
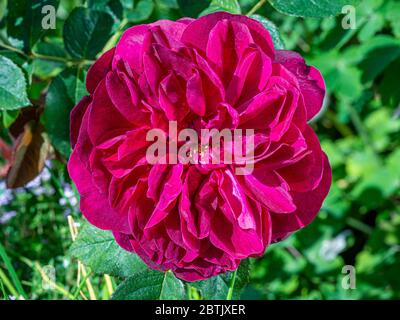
[69,222,147,278]
[43,68,87,158]
[0,55,31,111]
[191,259,250,300]
[385,1,400,38]
[358,36,400,83]
[201,0,241,15]
[112,269,186,300]
[0,0,7,21]
[0,242,28,299]
[125,0,155,22]
[158,0,178,8]
[87,0,124,30]
[357,14,385,43]
[32,40,67,79]
[355,211,400,299]
[268,0,360,18]
[364,109,400,152]
[352,167,400,209]
[251,14,285,49]
[88,0,123,17]
[6,0,60,52]
[380,59,400,109]
[63,7,114,59]
[1,110,20,128]
[177,0,210,17]
[309,50,363,101]
[154,0,180,20]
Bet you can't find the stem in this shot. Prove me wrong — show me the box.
[31,52,71,63]
[34,262,75,300]
[0,242,27,299]
[226,269,238,300]
[326,110,354,137]
[0,43,28,57]
[0,43,94,67]
[186,284,192,300]
[346,217,373,235]
[104,274,114,298]
[31,52,94,67]
[191,286,201,300]
[68,216,98,300]
[72,270,93,299]
[246,0,267,16]
[0,268,18,298]
[0,277,8,299]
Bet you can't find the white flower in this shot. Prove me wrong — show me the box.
[41,167,52,182]
[32,186,47,197]
[62,259,70,268]
[26,176,41,189]
[319,231,350,261]
[0,189,13,206]
[0,210,17,224]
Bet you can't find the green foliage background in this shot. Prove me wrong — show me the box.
[0,0,399,300]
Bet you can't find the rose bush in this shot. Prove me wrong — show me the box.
[68,12,331,282]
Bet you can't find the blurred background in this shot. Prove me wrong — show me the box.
[0,0,399,299]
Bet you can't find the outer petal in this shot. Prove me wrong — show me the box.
[113,20,189,73]
[242,169,296,214]
[87,80,133,146]
[70,96,91,149]
[68,148,130,233]
[277,125,324,192]
[113,232,134,251]
[113,24,149,73]
[86,48,115,94]
[182,12,275,58]
[270,153,331,240]
[275,50,325,120]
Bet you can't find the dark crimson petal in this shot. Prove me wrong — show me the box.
[70,96,91,149]
[242,168,296,214]
[182,12,275,58]
[113,24,149,74]
[270,153,332,238]
[275,50,326,120]
[226,46,272,106]
[68,147,130,233]
[277,125,324,192]
[113,231,134,252]
[86,48,115,94]
[107,72,152,128]
[87,80,133,146]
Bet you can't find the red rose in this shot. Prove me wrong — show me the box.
[68,12,331,281]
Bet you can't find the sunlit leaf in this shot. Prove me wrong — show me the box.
[69,223,148,278]
[0,56,31,111]
[112,269,185,300]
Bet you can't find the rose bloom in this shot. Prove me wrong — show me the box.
[68,12,331,281]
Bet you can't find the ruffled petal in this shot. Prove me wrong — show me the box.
[275,50,325,120]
